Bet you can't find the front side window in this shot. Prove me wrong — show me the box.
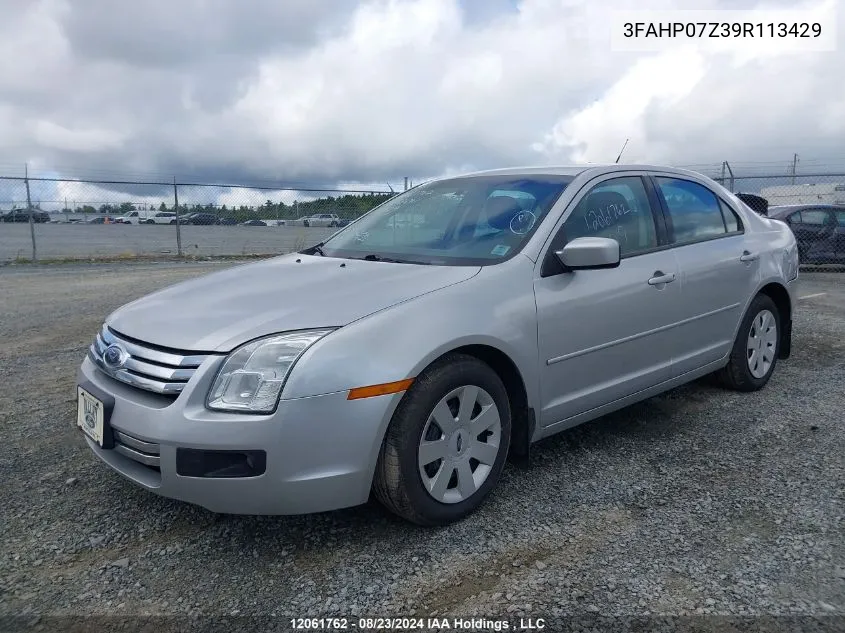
[563,176,658,256]
[318,175,573,265]
[656,177,726,244]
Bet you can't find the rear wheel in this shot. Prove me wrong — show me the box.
[716,294,780,391]
[145,219,154,224]
[373,354,511,526]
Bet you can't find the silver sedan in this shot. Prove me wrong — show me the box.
[76,164,799,525]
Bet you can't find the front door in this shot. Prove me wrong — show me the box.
[534,175,682,428]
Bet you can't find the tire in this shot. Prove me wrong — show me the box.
[329,221,337,227]
[303,221,310,227]
[170,220,177,225]
[716,294,781,392]
[373,353,511,526]
[145,220,154,224]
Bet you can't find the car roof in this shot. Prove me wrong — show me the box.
[447,164,712,180]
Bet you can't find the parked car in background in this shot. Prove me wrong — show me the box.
[303,213,341,227]
[2,209,50,223]
[76,164,798,526]
[86,216,116,224]
[183,212,219,225]
[769,204,845,265]
[115,210,157,225]
[218,217,238,226]
[735,193,769,216]
[240,219,267,226]
[142,212,179,225]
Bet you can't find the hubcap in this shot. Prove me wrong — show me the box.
[747,309,778,379]
[417,385,502,504]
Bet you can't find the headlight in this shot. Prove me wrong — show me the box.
[206,329,335,413]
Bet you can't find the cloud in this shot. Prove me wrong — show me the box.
[0,0,843,188]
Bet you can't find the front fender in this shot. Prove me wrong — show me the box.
[280,259,540,410]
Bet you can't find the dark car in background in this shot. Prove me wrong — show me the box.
[239,219,267,226]
[86,216,117,224]
[735,193,769,216]
[2,209,50,223]
[184,212,220,225]
[769,204,845,265]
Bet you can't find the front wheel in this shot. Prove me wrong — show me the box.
[716,294,780,391]
[373,354,511,526]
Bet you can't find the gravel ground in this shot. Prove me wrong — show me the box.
[0,223,335,262]
[0,264,843,631]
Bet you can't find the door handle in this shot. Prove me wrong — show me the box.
[740,251,759,263]
[647,272,676,286]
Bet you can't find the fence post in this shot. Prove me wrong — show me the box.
[25,164,36,261]
[173,177,183,257]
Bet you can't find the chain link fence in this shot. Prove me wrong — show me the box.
[0,177,395,262]
[709,171,845,269]
[1,171,844,267]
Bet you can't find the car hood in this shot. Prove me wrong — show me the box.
[106,254,480,352]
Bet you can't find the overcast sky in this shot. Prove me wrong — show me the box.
[1,0,843,189]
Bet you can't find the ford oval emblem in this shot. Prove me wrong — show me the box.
[103,344,127,368]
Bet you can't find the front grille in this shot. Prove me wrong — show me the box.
[113,430,160,470]
[89,325,211,396]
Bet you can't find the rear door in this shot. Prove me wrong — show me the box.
[651,176,756,375]
[534,174,682,427]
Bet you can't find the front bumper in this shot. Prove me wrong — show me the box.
[77,355,400,515]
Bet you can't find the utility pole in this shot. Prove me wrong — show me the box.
[791,153,799,185]
[25,163,36,261]
[404,177,409,191]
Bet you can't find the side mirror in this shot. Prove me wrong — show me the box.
[556,237,621,270]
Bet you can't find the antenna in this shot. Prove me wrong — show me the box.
[386,182,395,194]
[615,139,629,164]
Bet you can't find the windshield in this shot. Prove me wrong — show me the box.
[316,175,573,265]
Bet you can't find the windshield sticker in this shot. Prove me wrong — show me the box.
[491,244,511,256]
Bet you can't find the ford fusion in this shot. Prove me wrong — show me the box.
[77,165,799,525]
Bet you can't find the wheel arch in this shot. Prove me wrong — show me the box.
[757,281,793,359]
[415,343,536,464]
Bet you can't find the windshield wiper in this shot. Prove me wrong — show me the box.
[302,242,325,256]
[357,254,429,265]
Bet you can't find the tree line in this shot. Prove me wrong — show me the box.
[64,192,395,220]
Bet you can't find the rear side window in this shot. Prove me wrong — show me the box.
[836,211,845,227]
[800,210,831,225]
[564,176,658,257]
[656,177,727,244]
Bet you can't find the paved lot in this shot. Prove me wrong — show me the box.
[0,264,843,627]
[0,224,335,261]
